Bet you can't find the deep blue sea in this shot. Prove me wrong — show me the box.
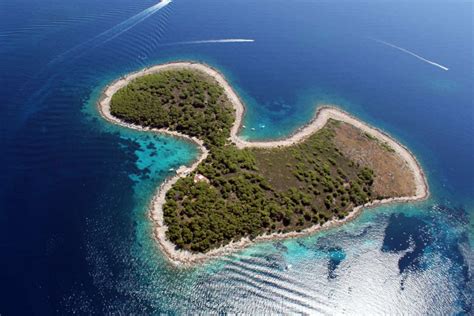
[1,0,472,314]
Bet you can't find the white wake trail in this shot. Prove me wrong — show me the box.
[166,39,255,46]
[100,0,172,45]
[370,38,449,71]
[48,0,172,65]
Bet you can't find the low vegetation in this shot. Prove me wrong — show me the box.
[110,68,393,253]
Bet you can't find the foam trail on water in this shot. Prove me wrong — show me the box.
[81,0,172,44]
[17,0,172,124]
[48,0,172,65]
[181,39,255,44]
[370,38,449,71]
[99,0,172,46]
[162,39,255,46]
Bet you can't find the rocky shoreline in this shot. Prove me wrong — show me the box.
[98,61,429,266]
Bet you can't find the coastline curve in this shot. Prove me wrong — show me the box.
[98,61,429,266]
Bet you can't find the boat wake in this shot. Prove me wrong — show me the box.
[94,0,172,46]
[179,39,255,44]
[161,38,255,46]
[16,0,173,126]
[49,0,172,65]
[370,38,449,71]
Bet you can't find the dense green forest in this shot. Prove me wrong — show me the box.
[110,69,235,147]
[110,68,378,253]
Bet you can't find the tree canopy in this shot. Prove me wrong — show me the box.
[110,68,381,253]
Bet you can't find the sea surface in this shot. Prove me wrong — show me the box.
[1,0,472,314]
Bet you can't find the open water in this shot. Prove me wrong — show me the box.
[0,0,472,314]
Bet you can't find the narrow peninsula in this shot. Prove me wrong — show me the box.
[98,62,428,265]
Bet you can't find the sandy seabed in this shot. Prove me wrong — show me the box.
[98,61,429,266]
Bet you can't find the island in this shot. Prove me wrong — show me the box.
[98,62,428,265]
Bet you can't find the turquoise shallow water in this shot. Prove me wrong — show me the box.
[0,0,472,314]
